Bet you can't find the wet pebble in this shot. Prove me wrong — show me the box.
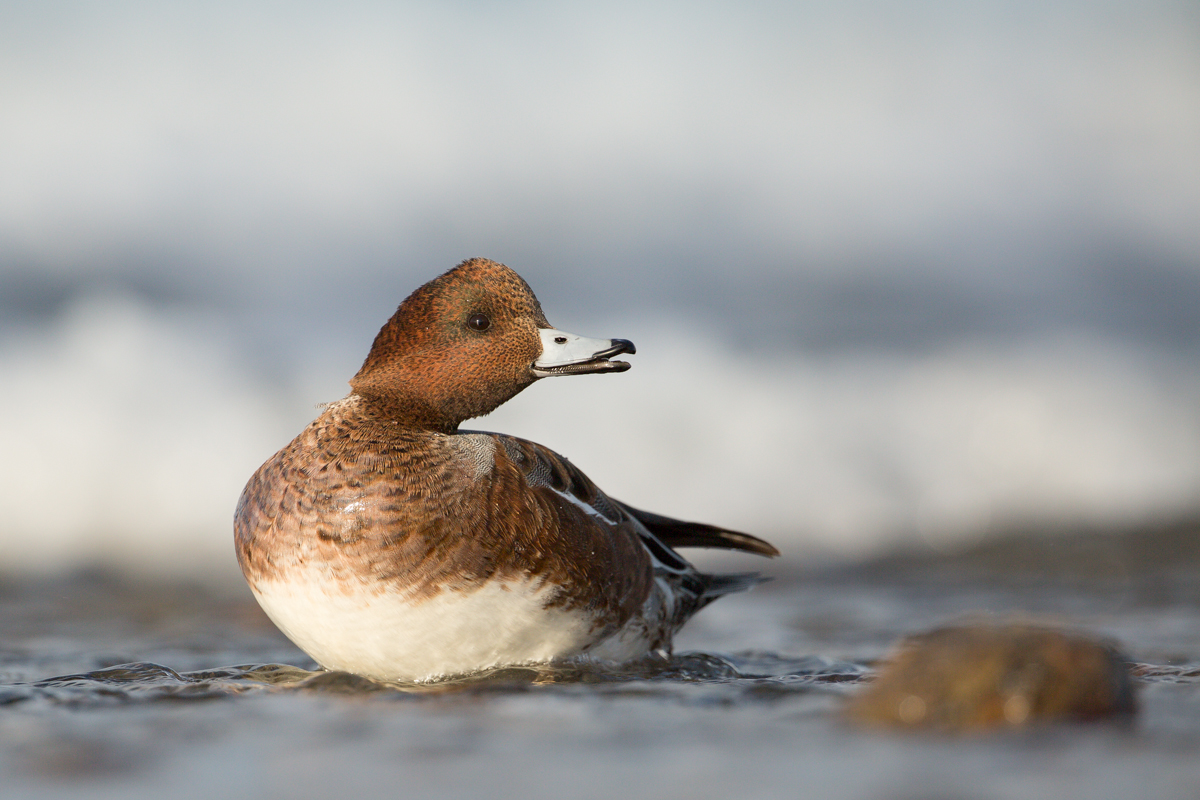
[847,623,1137,731]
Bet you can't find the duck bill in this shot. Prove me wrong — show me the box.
[532,328,636,378]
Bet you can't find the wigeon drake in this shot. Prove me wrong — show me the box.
[235,258,778,683]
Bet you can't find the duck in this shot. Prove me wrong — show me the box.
[234,258,778,682]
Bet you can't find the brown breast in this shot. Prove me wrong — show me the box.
[234,395,653,632]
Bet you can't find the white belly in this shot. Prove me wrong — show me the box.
[251,572,652,682]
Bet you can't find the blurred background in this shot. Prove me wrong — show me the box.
[1,0,1198,585]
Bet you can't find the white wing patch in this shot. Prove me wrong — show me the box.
[547,485,619,524]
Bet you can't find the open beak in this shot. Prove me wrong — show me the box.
[532,328,636,377]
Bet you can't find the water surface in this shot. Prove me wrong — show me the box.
[4,523,1200,799]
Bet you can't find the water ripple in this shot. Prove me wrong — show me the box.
[1,652,870,709]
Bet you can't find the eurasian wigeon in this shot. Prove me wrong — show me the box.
[234,258,778,682]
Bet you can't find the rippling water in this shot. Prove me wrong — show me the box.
[8,652,866,708]
[4,524,1200,799]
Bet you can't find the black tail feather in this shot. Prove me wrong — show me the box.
[617,502,780,558]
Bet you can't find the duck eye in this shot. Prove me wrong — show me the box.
[467,313,491,332]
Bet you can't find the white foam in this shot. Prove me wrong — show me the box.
[489,323,1200,557]
[0,295,301,581]
[2,297,1197,579]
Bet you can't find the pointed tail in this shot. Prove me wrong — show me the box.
[697,571,771,608]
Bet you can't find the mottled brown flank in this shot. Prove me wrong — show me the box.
[349,258,552,433]
[235,394,654,631]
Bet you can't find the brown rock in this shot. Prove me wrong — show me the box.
[847,623,1137,730]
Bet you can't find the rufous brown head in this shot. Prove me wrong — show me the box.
[350,258,634,431]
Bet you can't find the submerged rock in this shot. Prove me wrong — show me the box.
[847,623,1136,730]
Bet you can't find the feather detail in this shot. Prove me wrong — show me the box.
[616,503,780,557]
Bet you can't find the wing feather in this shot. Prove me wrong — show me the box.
[616,503,780,557]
